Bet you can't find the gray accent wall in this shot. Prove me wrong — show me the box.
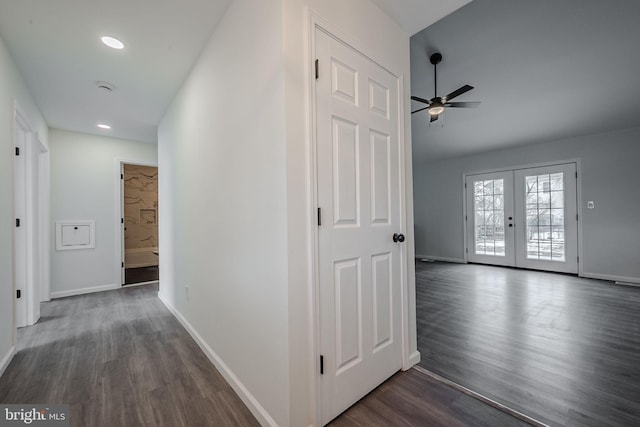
[413,126,640,282]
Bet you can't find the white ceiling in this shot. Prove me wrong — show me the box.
[0,0,231,143]
[370,0,472,35]
[0,0,474,145]
[411,0,640,164]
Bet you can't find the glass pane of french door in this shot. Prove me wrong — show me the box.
[515,163,578,273]
[466,171,515,267]
[473,178,506,256]
[524,172,565,261]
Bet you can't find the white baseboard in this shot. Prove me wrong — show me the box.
[580,272,640,285]
[50,283,120,299]
[415,255,466,264]
[0,346,16,379]
[404,350,421,371]
[158,295,278,427]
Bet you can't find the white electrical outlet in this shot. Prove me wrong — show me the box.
[587,201,595,209]
[185,285,190,301]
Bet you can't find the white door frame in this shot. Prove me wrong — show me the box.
[114,158,158,286]
[305,14,413,426]
[38,136,51,303]
[13,104,48,327]
[463,158,584,276]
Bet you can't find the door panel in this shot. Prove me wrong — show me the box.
[316,29,403,425]
[466,171,515,266]
[466,163,578,274]
[332,118,360,226]
[514,164,578,273]
[334,258,362,373]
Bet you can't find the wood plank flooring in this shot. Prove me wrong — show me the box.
[330,367,528,427]
[0,284,259,427]
[1,281,537,427]
[416,261,640,427]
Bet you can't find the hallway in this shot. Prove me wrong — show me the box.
[0,284,259,427]
[1,282,533,427]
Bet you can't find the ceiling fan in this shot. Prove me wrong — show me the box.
[411,52,480,122]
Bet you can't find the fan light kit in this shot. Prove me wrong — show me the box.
[412,52,480,123]
[101,36,125,50]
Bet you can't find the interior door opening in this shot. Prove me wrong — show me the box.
[465,163,578,274]
[120,163,159,286]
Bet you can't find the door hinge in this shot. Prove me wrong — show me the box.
[17,290,21,299]
[15,147,20,156]
[317,207,322,226]
[315,59,319,79]
[465,215,468,221]
[122,262,124,268]
[575,171,578,179]
[320,355,324,375]
[121,173,124,179]
[16,218,20,228]
[121,218,124,224]
[577,256,580,263]
[466,247,469,254]
[576,213,579,221]
[464,182,467,189]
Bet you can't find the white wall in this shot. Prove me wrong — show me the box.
[282,1,418,425]
[160,0,431,424]
[49,129,157,297]
[157,0,290,425]
[413,126,640,282]
[0,35,48,374]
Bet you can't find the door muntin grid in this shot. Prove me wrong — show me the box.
[524,172,565,261]
[473,179,505,256]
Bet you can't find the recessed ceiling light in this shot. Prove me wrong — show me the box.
[97,124,111,130]
[101,36,125,50]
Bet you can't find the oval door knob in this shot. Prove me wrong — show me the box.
[393,233,405,243]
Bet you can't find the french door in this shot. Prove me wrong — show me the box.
[466,163,578,274]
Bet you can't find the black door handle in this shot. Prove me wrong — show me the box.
[393,233,405,243]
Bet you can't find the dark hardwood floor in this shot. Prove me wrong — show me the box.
[330,367,528,427]
[0,284,259,427]
[416,261,640,427]
[124,266,159,285]
[0,281,535,427]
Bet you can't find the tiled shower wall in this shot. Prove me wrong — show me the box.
[123,164,158,250]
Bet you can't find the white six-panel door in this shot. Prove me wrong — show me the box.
[466,163,578,274]
[315,29,403,424]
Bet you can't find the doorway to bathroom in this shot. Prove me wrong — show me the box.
[120,162,159,285]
